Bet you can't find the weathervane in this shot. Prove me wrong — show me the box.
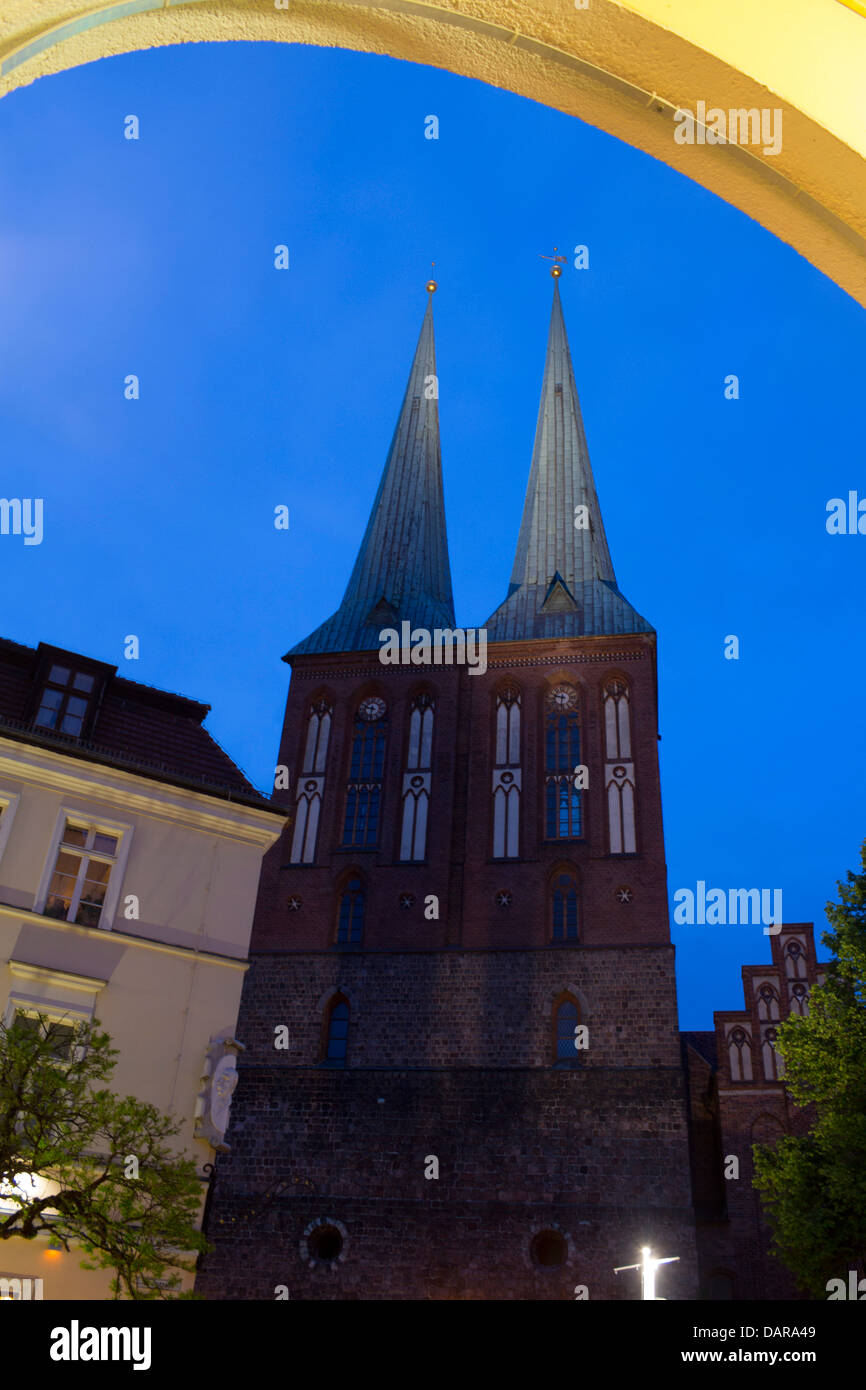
[614,1245,680,1300]
[539,246,567,278]
[426,260,437,293]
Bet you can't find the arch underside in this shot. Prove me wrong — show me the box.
[2,1,865,308]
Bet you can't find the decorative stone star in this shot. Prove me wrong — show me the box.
[616,886,632,904]
[496,890,512,908]
[287,896,302,911]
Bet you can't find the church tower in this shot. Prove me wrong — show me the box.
[197,274,699,1301]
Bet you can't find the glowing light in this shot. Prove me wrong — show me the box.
[614,1245,680,1300]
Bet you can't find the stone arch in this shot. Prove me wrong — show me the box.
[1,2,865,306]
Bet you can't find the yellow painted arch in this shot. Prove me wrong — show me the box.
[2,0,866,306]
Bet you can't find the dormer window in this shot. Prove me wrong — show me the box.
[35,665,96,737]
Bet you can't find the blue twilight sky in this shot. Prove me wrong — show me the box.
[0,41,863,1030]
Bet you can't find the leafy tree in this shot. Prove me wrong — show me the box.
[0,1014,207,1299]
[753,842,866,1295]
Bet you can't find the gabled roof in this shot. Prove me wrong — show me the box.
[0,637,280,811]
[486,280,653,641]
[287,292,455,659]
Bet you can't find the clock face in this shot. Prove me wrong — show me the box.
[550,684,576,711]
[358,696,386,722]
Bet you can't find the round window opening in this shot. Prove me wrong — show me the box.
[309,1224,343,1262]
[531,1229,567,1268]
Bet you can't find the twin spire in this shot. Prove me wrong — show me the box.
[288,276,650,659]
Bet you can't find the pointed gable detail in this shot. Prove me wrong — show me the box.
[486,281,652,641]
[540,571,579,614]
[287,294,455,658]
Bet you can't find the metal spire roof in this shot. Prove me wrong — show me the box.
[287,291,455,658]
[486,279,653,641]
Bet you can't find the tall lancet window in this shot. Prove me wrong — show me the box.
[544,684,582,840]
[603,678,637,854]
[289,697,333,864]
[400,693,434,861]
[342,696,388,847]
[492,683,521,858]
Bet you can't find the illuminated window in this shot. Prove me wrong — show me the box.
[545,685,581,840]
[342,697,387,847]
[35,811,132,932]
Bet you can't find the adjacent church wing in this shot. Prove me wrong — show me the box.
[492,682,521,858]
[289,696,333,863]
[400,693,434,860]
[603,677,636,854]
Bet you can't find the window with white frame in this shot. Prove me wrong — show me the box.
[10,1010,78,1062]
[0,791,21,865]
[35,812,133,931]
[2,959,105,1070]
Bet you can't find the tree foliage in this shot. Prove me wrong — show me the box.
[753,842,866,1295]
[0,1014,207,1298]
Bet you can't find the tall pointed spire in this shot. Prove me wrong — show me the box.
[486,276,652,641]
[288,286,455,657]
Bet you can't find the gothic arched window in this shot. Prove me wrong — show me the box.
[336,876,365,945]
[324,996,350,1065]
[603,678,636,854]
[762,1026,783,1081]
[784,939,807,980]
[342,696,387,847]
[290,697,333,864]
[727,1026,753,1081]
[492,683,521,858]
[554,996,580,1064]
[545,684,582,840]
[790,982,809,1017]
[400,693,434,860]
[551,871,579,942]
[756,984,781,1021]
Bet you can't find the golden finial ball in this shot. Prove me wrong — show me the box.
[426,279,438,293]
[551,265,562,278]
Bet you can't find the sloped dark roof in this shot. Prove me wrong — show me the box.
[681,1030,718,1069]
[0,637,280,813]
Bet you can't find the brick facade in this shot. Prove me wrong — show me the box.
[196,630,702,1300]
[684,922,829,1300]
